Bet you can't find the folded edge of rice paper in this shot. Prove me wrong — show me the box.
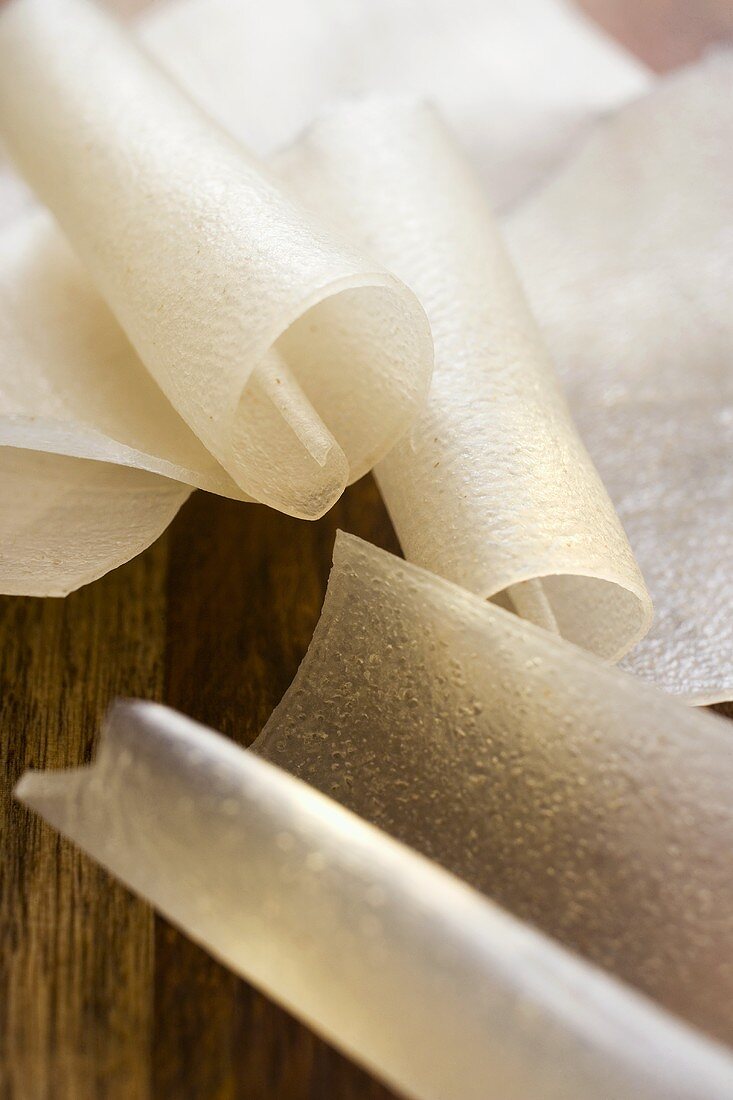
[272,99,652,659]
[0,447,190,596]
[0,0,433,520]
[0,0,650,593]
[0,213,252,498]
[255,532,733,1046]
[0,196,209,596]
[16,698,733,1100]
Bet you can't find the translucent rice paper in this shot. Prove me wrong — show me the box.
[0,155,33,231]
[0,189,195,592]
[255,534,733,1046]
[504,54,733,702]
[0,0,645,597]
[0,448,189,596]
[0,0,433,519]
[272,100,651,659]
[15,701,733,1100]
[138,0,650,209]
[0,213,249,497]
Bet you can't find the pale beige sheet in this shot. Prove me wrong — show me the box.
[0,0,436,594]
[505,54,733,701]
[2,0,729,703]
[140,0,650,208]
[15,698,733,1100]
[0,0,432,518]
[273,98,652,659]
[0,447,189,596]
[255,533,733,1046]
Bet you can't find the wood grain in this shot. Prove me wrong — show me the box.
[0,540,168,1100]
[1,2,731,1097]
[0,479,401,1100]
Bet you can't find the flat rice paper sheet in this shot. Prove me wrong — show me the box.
[15,696,733,1100]
[254,534,733,1046]
[504,54,733,702]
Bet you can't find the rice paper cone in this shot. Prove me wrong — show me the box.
[15,699,733,1100]
[0,0,433,519]
[255,532,733,1045]
[504,54,733,702]
[272,100,651,658]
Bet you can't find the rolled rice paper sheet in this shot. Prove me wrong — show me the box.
[139,0,650,208]
[0,106,215,594]
[134,1,729,697]
[0,213,251,497]
[0,162,198,593]
[0,0,646,594]
[0,448,189,596]
[16,700,733,1100]
[273,100,651,659]
[0,0,433,519]
[0,124,195,594]
[505,54,733,702]
[255,533,733,1045]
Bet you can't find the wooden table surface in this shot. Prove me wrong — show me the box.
[1,3,730,1098]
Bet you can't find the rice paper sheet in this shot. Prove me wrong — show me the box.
[1,0,729,702]
[15,700,733,1100]
[273,99,652,659]
[0,213,193,591]
[0,160,33,232]
[0,448,190,596]
[255,533,733,1046]
[504,54,733,702]
[0,213,249,498]
[139,0,650,208]
[0,0,652,600]
[131,0,729,693]
[0,0,433,520]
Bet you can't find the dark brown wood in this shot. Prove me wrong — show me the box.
[0,541,168,1100]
